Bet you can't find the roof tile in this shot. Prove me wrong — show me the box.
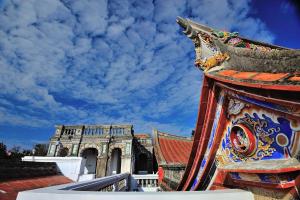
[158,137,192,165]
[0,175,72,200]
[289,76,300,82]
[217,70,238,77]
[250,73,288,82]
[231,72,258,79]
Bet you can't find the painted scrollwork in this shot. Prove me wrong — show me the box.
[228,114,277,161]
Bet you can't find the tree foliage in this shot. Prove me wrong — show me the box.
[0,142,48,160]
[0,142,7,159]
[34,143,48,156]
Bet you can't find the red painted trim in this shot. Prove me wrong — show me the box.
[194,95,228,190]
[183,84,219,190]
[209,185,230,190]
[211,170,230,186]
[231,179,296,189]
[209,170,234,191]
[215,81,300,108]
[177,77,211,190]
[206,73,300,92]
[158,167,164,183]
[219,167,300,174]
[215,82,300,121]
[296,175,300,191]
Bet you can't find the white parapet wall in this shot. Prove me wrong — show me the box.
[17,187,254,200]
[22,156,85,182]
[16,173,254,200]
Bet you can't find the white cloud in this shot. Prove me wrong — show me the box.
[0,0,276,145]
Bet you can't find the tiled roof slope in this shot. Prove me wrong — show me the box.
[153,130,193,165]
[0,160,73,200]
[0,175,72,200]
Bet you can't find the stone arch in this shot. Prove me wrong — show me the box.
[108,143,125,156]
[58,147,69,157]
[109,148,122,175]
[79,144,101,157]
[81,148,98,174]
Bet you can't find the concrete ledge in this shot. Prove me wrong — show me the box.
[17,189,254,200]
[22,156,83,161]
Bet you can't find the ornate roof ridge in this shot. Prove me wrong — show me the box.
[157,130,192,141]
[55,124,133,127]
[176,16,300,75]
[134,133,151,138]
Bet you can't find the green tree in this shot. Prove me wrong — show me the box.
[10,145,23,160]
[34,144,48,156]
[22,149,32,156]
[0,142,7,159]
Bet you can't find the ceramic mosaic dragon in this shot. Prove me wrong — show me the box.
[177,17,300,73]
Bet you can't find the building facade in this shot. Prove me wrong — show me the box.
[47,124,154,178]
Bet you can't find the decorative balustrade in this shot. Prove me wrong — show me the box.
[61,173,130,192]
[131,174,159,192]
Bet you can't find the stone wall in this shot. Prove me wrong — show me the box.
[160,164,186,191]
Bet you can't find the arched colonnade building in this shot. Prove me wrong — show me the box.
[47,124,156,177]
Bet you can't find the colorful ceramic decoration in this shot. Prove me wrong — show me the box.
[176,17,300,199]
[230,124,257,157]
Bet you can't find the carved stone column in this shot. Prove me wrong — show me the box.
[96,156,108,178]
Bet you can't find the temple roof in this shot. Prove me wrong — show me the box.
[206,69,300,91]
[153,129,193,165]
[134,133,151,139]
[177,17,300,91]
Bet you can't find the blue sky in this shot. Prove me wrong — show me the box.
[0,0,299,149]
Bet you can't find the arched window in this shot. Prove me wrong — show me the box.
[110,148,122,175]
[81,148,98,174]
[59,147,69,157]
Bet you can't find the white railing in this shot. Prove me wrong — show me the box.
[16,173,254,200]
[131,174,159,192]
[61,173,130,192]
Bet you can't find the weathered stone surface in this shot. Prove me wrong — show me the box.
[47,124,154,178]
